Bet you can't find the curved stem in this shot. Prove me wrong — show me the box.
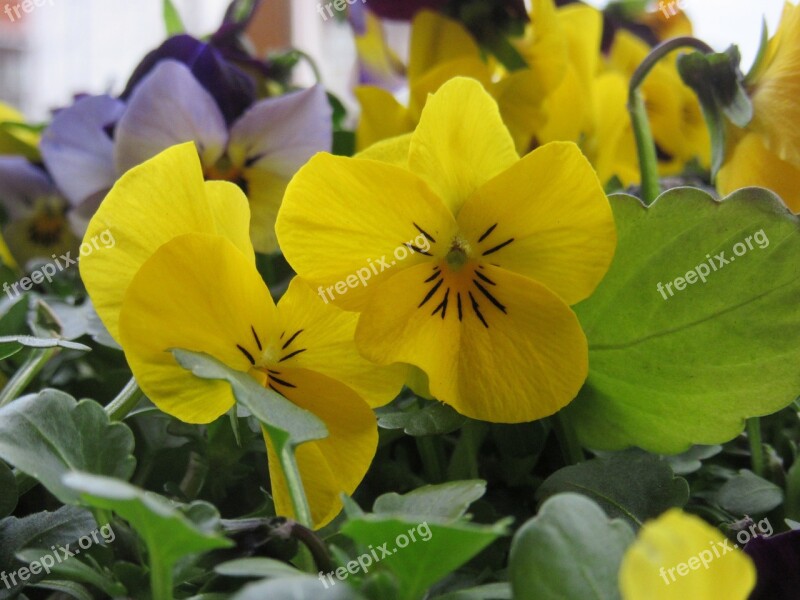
[0,347,56,408]
[628,37,716,204]
[105,377,143,421]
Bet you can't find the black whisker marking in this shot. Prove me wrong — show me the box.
[482,238,515,256]
[279,348,307,362]
[236,344,255,365]
[432,288,450,319]
[418,278,444,308]
[268,374,297,388]
[267,369,280,375]
[475,270,496,286]
[468,291,489,328]
[282,329,304,350]
[406,243,433,256]
[457,292,463,321]
[474,280,507,313]
[251,326,262,351]
[424,270,442,283]
[478,223,497,243]
[269,383,281,394]
[413,222,436,243]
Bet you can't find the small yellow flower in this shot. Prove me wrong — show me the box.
[719,1,800,212]
[278,78,616,424]
[355,10,546,154]
[80,143,406,527]
[620,509,756,600]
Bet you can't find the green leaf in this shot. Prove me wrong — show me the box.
[0,390,135,503]
[536,450,689,528]
[434,583,511,600]
[0,335,91,360]
[162,0,185,35]
[373,480,486,522]
[0,460,17,517]
[663,445,723,475]
[15,549,127,598]
[62,473,233,597]
[31,580,93,600]
[509,494,635,600]
[215,557,302,579]
[785,459,800,521]
[0,505,98,599]
[378,401,466,436]
[340,508,509,600]
[231,575,363,599]
[173,350,327,526]
[567,188,800,453]
[715,470,784,515]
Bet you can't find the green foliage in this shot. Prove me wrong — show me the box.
[569,187,800,453]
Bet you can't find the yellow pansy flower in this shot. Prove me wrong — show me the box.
[277,78,616,424]
[355,10,546,154]
[719,1,800,212]
[620,509,756,600]
[80,143,405,528]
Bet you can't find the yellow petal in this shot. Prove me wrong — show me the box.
[517,0,568,92]
[275,278,406,408]
[265,368,377,529]
[408,10,481,83]
[458,142,616,305]
[620,509,756,600]
[408,57,492,118]
[537,65,587,144]
[355,86,416,151]
[243,167,285,254]
[718,130,800,213]
[119,233,278,424]
[355,263,589,423]
[750,1,800,168]
[493,69,548,154]
[558,4,602,95]
[81,143,253,342]
[355,133,413,168]
[277,152,458,311]
[408,77,519,215]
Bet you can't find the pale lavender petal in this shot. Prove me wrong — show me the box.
[40,95,124,207]
[113,60,228,174]
[0,157,55,221]
[228,85,332,179]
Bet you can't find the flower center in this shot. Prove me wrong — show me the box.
[445,236,471,272]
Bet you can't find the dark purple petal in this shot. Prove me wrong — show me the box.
[40,95,124,207]
[0,157,56,220]
[744,530,800,600]
[114,60,228,174]
[228,85,332,178]
[122,34,256,124]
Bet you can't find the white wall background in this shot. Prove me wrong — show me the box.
[0,0,792,120]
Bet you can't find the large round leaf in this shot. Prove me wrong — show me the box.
[567,187,800,453]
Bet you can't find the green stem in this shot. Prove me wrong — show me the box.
[149,555,174,600]
[0,347,56,408]
[553,412,584,465]
[105,377,143,421]
[279,448,314,529]
[628,36,716,204]
[416,436,444,483]
[747,418,765,478]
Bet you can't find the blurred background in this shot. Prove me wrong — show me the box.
[0,0,788,121]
